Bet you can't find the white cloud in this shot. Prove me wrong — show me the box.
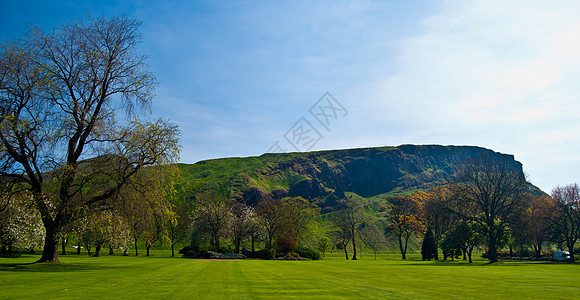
[348,0,580,192]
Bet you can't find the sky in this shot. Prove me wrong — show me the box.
[2,0,580,193]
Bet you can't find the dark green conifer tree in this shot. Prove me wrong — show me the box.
[421,228,437,261]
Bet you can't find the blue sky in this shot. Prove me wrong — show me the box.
[2,0,580,193]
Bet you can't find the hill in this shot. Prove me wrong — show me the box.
[175,144,536,212]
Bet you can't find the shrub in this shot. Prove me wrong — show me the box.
[197,251,246,259]
[294,245,320,260]
[256,248,276,260]
[275,236,298,253]
[179,246,197,257]
[278,252,304,260]
[200,245,232,253]
[0,251,21,258]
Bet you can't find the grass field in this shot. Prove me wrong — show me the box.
[1,251,578,299]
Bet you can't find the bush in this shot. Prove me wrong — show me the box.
[196,251,246,259]
[256,248,276,260]
[179,246,197,257]
[294,245,320,260]
[278,252,304,261]
[0,251,21,258]
[200,245,232,253]
[481,249,534,259]
[275,236,298,253]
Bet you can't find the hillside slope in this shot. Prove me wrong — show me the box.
[176,144,534,211]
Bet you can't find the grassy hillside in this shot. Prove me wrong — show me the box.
[174,145,530,212]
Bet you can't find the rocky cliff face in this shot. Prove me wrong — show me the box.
[179,145,526,210]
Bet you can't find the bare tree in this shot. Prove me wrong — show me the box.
[332,196,366,260]
[331,211,352,260]
[550,184,580,262]
[450,155,529,263]
[0,16,180,262]
[359,220,387,260]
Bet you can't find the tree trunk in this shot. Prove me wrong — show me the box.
[146,245,151,256]
[267,232,273,249]
[344,246,348,260]
[77,240,81,255]
[171,243,175,257]
[37,229,60,263]
[567,241,575,263]
[60,237,67,255]
[134,237,139,256]
[533,243,542,258]
[94,244,102,257]
[251,234,255,253]
[398,235,406,259]
[468,247,473,263]
[351,235,357,260]
[109,245,114,255]
[213,233,220,248]
[235,238,241,254]
[488,234,498,263]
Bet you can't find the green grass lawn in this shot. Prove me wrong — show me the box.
[1,251,578,299]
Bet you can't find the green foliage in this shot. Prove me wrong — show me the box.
[256,248,276,260]
[178,245,197,257]
[294,245,321,260]
[316,236,331,258]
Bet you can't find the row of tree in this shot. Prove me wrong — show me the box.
[0,166,192,258]
[188,191,318,255]
[2,154,578,263]
[326,156,580,263]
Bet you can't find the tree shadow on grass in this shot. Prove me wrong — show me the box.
[396,259,578,267]
[0,261,133,273]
